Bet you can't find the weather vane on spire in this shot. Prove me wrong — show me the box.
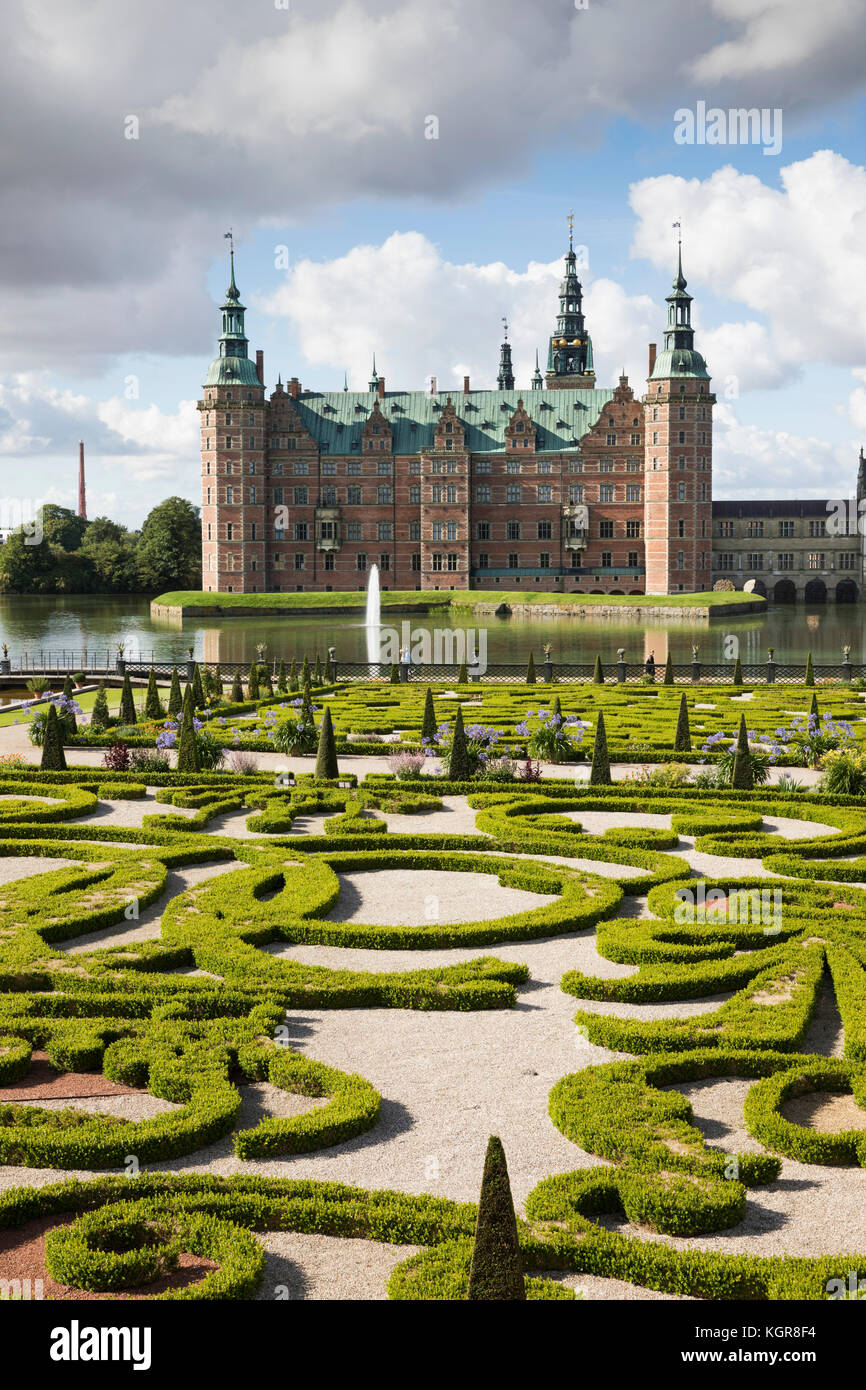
[502,316,509,342]
[672,218,682,248]
[568,210,574,249]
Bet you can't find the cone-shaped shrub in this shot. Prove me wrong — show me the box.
[90,681,110,730]
[466,1136,525,1301]
[589,711,611,785]
[805,651,814,687]
[526,654,536,685]
[230,670,244,703]
[301,655,311,689]
[733,655,743,686]
[289,658,299,693]
[552,695,562,722]
[447,706,471,780]
[167,667,182,718]
[62,674,73,700]
[41,702,67,771]
[300,681,315,729]
[144,668,164,720]
[119,671,137,726]
[191,663,205,710]
[176,691,200,773]
[247,665,260,702]
[674,692,691,752]
[259,667,274,699]
[314,706,339,780]
[421,687,437,742]
[277,660,287,694]
[389,662,400,684]
[592,654,604,685]
[214,664,223,698]
[731,713,753,790]
[314,653,322,685]
[663,654,674,685]
[457,661,468,684]
[809,693,819,721]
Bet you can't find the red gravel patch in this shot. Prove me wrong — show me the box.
[0,1214,218,1300]
[1,1051,139,1103]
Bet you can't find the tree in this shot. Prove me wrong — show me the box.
[144,668,164,720]
[119,672,137,726]
[593,654,604,685]
[589,711,611,785]
[552,695,562,723]
[526,654,536,685]
[731,714,754,790]
[421,687,437,743]
[176,696,200,773]
[301,655,311,689]
[663,654,674,685]
[191,663,205,711]
[277,661,287,694]
[314,707,339,780]
[167,667,183,718]
[810,693,820,722]
[40,504,88,553]
[247,665,260,701]
[457,661,468,685]
[79,517,138,591]
[41,702,67,771]
[466,1136,525,1301]
[289,659,299,693]
[314,654,322,685]
[674,693,691,752]
[230,670,244,703]
[90,682,110,729]
[0,528,56,594]
[447,706,471,780]
[389,662,400,684]
[214,664,223,698]
[805,651,815,687]
[62,674,73,700]
[733,655,743,686]
[136,496,201,592]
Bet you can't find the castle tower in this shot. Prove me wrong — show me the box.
[199,238,267,592]
[642,238,714,594]
[77,441,87,520]
[857,447,866,593]
[545,221,595,390]
[497,323,515,390]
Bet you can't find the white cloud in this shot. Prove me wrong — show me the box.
[712,400,859,498]
[692,0,864,83]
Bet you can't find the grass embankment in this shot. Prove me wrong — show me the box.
[154,589,766,613]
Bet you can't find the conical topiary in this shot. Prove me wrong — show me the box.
[247,665,260,702]
[314,654,322,686]
[144,668,164,720]
[90,681,110,730]
[730,713,753,790]
[552,695,562,722]
[674,692,691,752]
[277,660,287,694]
[466,1136,525,1301]
[314,706,339,780]
[289,658,299,693]
[191,663,205,711]
[526,654,536,685]
[421,687,437,743]
[300,680,315,729]
[589,711,611,785]
[167,666,182,718]
[592,654,604,685]
[230,669,244,703]
[214,664,223,698]
[733,655,743,686]
[260,666,274,699]
[663,654,674,685]
[176,686,200,773]
[41,702,67,771]
[119,671,137,726]
[805,651,814,687]
[457,661,468,685]
[62,674,73,700]
[809,692,819,722]
[389,662,400,684]
[301,655,311,689]
[447,706,471,781]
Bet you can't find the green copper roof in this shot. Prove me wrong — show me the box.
[204,355,262,387]
[291,388,617,454]
[649,347,710,380]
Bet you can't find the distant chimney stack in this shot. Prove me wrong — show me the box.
[377,377,386,399]
[648,343,657,377]
[255,350,264,385]
[463,375,470,394]
[288,377,300,400]
[77,441,87,521]
[430,376,437,396]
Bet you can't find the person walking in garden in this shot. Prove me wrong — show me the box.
[645,651,655,680]
[401,645,412,682]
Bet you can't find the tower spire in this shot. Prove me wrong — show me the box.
[369,354,379,392]
[545,220,594,387]
[532,349,543,389]
[497,317,514,390]
[77,441,87,521]
[204,235,260,386]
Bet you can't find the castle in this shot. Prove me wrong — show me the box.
[200,235,865,603]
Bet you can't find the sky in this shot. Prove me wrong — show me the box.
[2,0,866,529]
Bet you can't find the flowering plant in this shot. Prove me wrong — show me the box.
[388,751,426,780]
[513,707,589,764]
[423,720,502,775]
[27,693,82,746]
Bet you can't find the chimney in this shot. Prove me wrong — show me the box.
[255,350,264,386]
[377,377,386,399]
[430,375,437,396]
[77,441,87,521]
[463,375,470,394]
[648,343,657,377]
[289,377,300,400]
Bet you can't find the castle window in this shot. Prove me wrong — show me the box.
[376,485,392,504]
[380,553,391,571]
[678,519,685,537]
[606,433,616,446]
[409,485,421,504]
[225,436,232,448]
[324,552,335,571]
[599,459,614,472]
[446,485,457,503]
[626,519,641,538]
[506,460,520,474]
[409,520,421,540]
[411,553,421,571]
[206,487,211,505]
[601,551,612,568]
[431,552,443,572]
[377,522,394,541]
[249,486,256,504]
[206,523,212,540]
[678,431,685,444]
[625,484,641,502]
[507,484,521,503]
[347,522,362,541]
[377,459,392,474]
[322,459,336,475]
[348,460,361,475]
[652,432,658,445]
[539,552,550,568]
[599,484,614,502]
[294,523,308,541]
[477,553,489,569]
[599,520,614,538]
[678,482,686,501]
[476,485,491,503]
[348,487,362,505]
[226,523,234,540]
[507,552,518,568]
[226,487,234,504]
[506,521,521,540]
[293,459,308,474]
[357,553,368,571]
[538,460,552,473]
[294,553,305,570]
[629,551,639,568]
[568,485,583,503]
[446,553,458,571]
[477,521,490,540]
[293,486,308,505]
[538,520,552,540]
[537,485,552,503]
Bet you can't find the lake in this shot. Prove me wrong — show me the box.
[0,594,863,669]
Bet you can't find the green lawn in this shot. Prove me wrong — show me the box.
[154,589,766,612]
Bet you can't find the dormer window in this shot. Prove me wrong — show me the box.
[445,421,453,433]
[515,422,524,433]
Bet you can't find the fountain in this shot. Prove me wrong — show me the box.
[365,564,381,667]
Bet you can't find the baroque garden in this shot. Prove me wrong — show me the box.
[1,659,866,1302]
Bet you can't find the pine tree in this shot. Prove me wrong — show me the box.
[421,687,437,742]
[663,654,674,685]
[314,706,339,780]
[300,680,315,730]
[90,681,110,730]
[277,660,287,694]
[230,669,244,703]
[144,668,164,720]
[592,654,604,685]
[119,671,137,726]
[289,658,299,693]
[552,695,562,722]
[62,674,73,700]
[457,661,468,684]
[731,713,754,790]
[805,651,815,687]
[733,655,743,686]
[526,654,536,685]
[301,655,311,689]
[390,662,401,684]
[191,663,205,711]
[589,711,611,785]
[176,695,200,773]
[214,664,223,699]
[674,692,691,752]
[809,693,820,722]
[167,667,182,718]
[447,706,471,781]
[466,1136,525,1301]
[247,665,260,701]
[41,702,67,771]
[314,653,322,685]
